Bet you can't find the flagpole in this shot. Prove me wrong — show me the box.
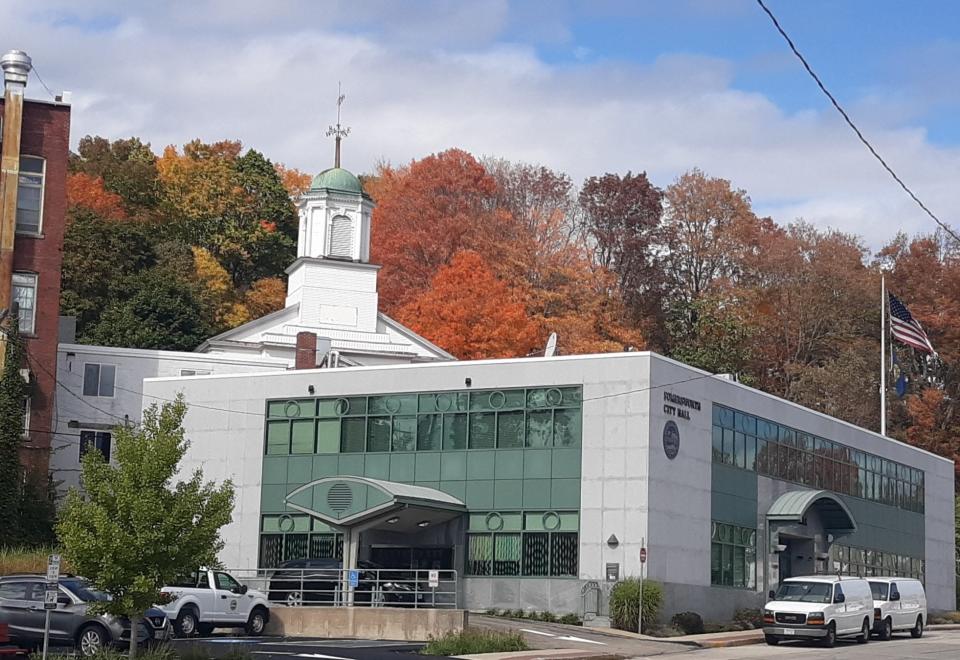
[880,274,886,436]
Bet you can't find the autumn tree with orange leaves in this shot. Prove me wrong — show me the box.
[398,251,540,360]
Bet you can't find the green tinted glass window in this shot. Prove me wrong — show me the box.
[341,418,366,453]
[316,419,340,453]
[266,421,289,455]
[470,412,496,449]
[417,414,442,450]
[497,411,524,448]
[526,410,552,447]
[493,533,521,576]
[443,413,468,450]
[367,417,391,452]
[554,409,581,447]
[392,415,417,452]
[291,419,315,454]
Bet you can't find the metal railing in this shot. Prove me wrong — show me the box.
[226,568,459,609]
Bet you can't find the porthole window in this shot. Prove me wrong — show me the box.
[542,511,561,531]
[284,401,302,418]
[485,512,504,531]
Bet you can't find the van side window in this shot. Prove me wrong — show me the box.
[890,583,900,599]
[834,584,844,602]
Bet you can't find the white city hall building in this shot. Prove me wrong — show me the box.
[52,161,956,621]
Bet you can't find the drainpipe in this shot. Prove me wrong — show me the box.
[0,49,31,370]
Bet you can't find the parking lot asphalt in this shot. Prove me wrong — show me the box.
[659,628,960,660]
[170,636,430,660]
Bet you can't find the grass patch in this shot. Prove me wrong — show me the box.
[422,629,529,656]
[0,547,68,576]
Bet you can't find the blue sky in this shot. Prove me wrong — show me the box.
[3,0,959,246]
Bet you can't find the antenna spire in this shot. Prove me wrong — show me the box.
[326,82,350,168]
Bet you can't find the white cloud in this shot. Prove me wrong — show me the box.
[2,0,957,248]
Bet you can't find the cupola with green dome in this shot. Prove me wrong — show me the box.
[294,92,374,264]
[310,166,366,195]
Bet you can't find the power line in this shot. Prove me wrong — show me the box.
[29,64,57,101]
[112,382,263,417]
[755,0,960,246]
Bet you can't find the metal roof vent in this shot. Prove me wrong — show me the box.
[1,50,31,90]
[327,483,353,512]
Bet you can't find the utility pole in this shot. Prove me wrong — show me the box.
[0,50,31,371]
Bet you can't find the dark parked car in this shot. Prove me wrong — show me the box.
[267,559,427,607]
[0,575,169,657]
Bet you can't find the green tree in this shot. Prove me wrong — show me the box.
[667,295,754,383]
[85,267,214,351]
[60,209,158,340]
[0,318,28,544]
[69,136,160,213]
[58,398,234,658]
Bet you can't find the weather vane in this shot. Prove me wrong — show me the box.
[326,82,350,168]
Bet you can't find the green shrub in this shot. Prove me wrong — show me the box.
[538,611,557,623]
[643,624,686,637]
[422,629,529,656]
[510,608,526,619]
[930,611,960,625]
[670,611,704,635]
[609,578,663,633]
[484,608,500,616]
[733,608,763,629]
[558,613,581,625]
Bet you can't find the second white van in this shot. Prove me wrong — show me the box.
[763,576,874,647]
[868,577,927,640]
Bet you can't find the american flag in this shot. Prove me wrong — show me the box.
[888,293,936,354]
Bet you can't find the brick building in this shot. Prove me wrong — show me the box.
[0,50,70,475]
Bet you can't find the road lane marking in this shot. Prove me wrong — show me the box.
[521,629,557,637]
[557,635,606,645]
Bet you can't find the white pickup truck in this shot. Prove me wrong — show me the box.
[159,568,270,637]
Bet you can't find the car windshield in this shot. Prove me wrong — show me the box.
[869,582,889,601]
[61,579,111,602]
[774,581,833,604]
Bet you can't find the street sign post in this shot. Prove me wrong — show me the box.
[348,570,359,589]
[638,540,646,636]
[42,555,61,660]
[428,569,440,607]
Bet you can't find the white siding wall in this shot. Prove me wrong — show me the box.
[51,344,286,494]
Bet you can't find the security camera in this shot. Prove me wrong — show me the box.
[773,544,787,553]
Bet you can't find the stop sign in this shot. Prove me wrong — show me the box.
[639,548,647,564]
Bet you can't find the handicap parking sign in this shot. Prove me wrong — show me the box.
[348,569,359,588]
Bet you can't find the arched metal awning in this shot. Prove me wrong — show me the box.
[767,489,857,534]
[284,476,466,533]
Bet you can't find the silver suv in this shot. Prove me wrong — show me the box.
[0,575,170,656]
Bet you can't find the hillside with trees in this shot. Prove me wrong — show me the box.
[63,138,960,484]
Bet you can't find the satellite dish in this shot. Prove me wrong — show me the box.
[544,332,558,357]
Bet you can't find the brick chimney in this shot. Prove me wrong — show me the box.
[295,331,318,369]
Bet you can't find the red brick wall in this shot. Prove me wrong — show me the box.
[0,98,71,475]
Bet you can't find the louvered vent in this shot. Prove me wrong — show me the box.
[327,483,353,512]
[328,216,353,258]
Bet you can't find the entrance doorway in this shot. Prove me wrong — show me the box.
[778,535,815,580]
[370,546,454,570]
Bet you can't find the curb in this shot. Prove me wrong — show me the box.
[455,651,627,660]
[694,636,763,649]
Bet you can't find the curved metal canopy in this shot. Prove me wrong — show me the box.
[284,476,466,531]
[767,489,857,534]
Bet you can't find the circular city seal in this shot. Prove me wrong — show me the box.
[662,420,680,460]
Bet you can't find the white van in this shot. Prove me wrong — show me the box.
[868,577,927,640]
[763,576,874,647]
